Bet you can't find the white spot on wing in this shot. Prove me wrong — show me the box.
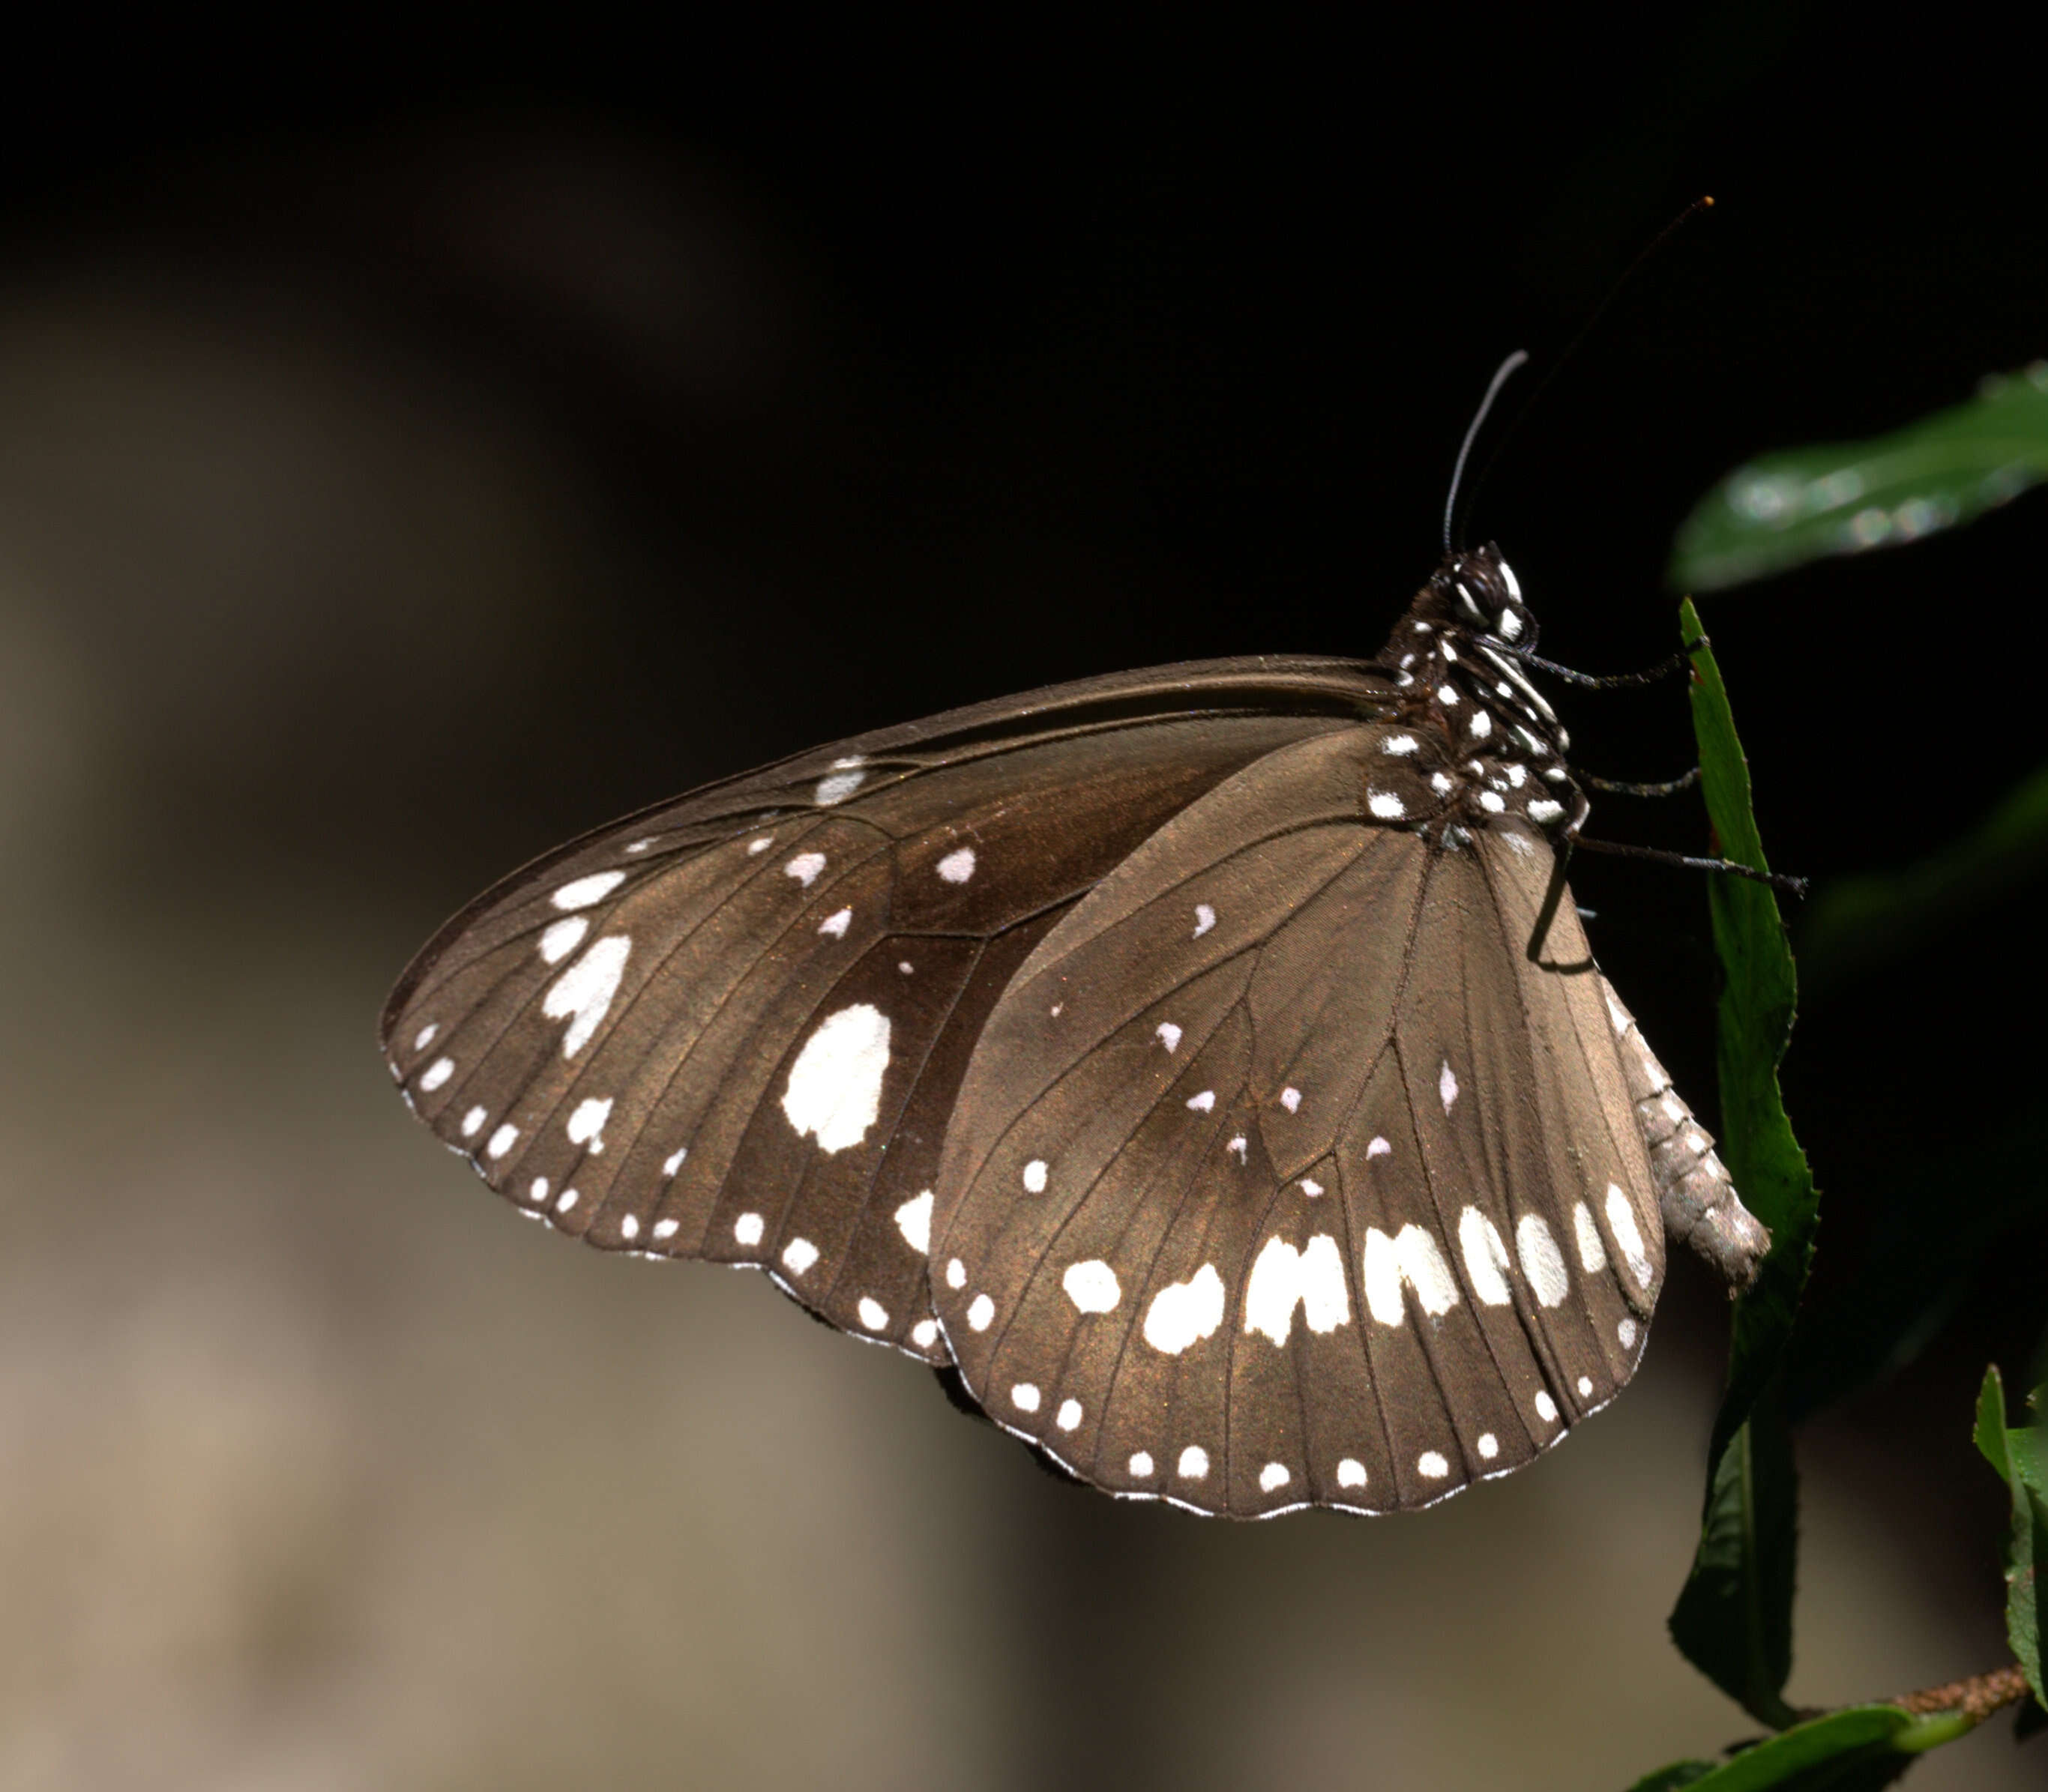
[1516,1213,1569,1307]
[1142,1263,1226,1355]
[1022,1159,1048,1192]
[1062,1260,1121,1314]
[1535,1390,1558,1423]
[652,1218,679,1240]
[1459,1207,1513,1306]
[784,851,827,887]
[1439,1060,1460,1112]
[1156,1022,1182,1052]
[783,1237,819,1275]
[1192,903,1216,937]
[814,769,867,805]
[1529,798,1566,824]
[1228,1135,1248,1163]
[945,1257,966,1290]
[1056,1399,1082,1432]
[1605,1182,1654,1288]
[818,907,852,938]
[552,870,625,911]
[1242,1234,1349,1345]
[1577,1375,1594,1397]
[555,1187,578,1214]
[1300,1179,1323,1198]
[1479,790,1506,813]
[1127,1452,1154,1477]
[894,1189,933,1255]
[1573,1201,1607,1272]
[1381,734,1418,756]
[619,1215,640,1241]
[663,1147,687,1178]
[1178,1445,1209,1480]
[487,1123,519,1159]
[528,1177,549,1204]
[734,1212,764,1247]
[1011,1382,1040,1413]
[412,1023,438,1051]
[858,1297,888,1331]
[1259,1462,1290,1492]
[936,847,977,884]
[543,935,632,1057]
[1367,1135,1391,1159]
[1618,1318,1639,1349]
[419,1057,454,1092]
[566,1096,612,1152]
[460,1106,487,1138]
[1337,1458,1367,1489]
[1367,791,1406,819]
[539,915,589,965]
[780,1004,892,1153]
[1280,1087,1301,1113]
[967,1294,995,1331]
[1478,1432,1499,1460]
[1185,1090,1215,1112]
[1418,1451,1450,1480]
[1362,1225,1460,1326]
[1468,708,1493,740]
[911,1318,939,1351]
[748,836,773,854]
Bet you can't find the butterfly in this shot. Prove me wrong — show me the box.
[382,540,1771,1517]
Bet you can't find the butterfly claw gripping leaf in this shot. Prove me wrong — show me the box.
[384,545,1769,1516]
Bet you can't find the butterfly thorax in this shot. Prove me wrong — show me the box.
[1364,543,1585,849]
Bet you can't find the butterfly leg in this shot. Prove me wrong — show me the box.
[1580,767,1700,797]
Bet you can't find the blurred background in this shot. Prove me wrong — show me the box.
[2,10,2044,1788]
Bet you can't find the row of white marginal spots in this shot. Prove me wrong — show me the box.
[957,997,1657,1497]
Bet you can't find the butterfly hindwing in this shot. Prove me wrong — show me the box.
[382,658,1379,1361]
[927,725,1668,1514]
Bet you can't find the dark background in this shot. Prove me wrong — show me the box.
[3,10,2044,1788]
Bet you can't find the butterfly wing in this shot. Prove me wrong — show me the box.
[382,656,1385,1362]
[927,724,1664,1513]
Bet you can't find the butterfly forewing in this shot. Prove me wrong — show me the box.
[927,725,1667,1514]
[382,658,1379,1360]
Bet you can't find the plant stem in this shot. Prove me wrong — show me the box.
[1890,1663,2032,1752]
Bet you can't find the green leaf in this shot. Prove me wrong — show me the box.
[1627,1707,1916,1791]
[1670,1387,1800,1728]
[1668,606,1819,1725]
[1669,363,2048,591]
[1799,763,2048,995]
[1975,1366,2047,1710]
[1681,604,1820,1459]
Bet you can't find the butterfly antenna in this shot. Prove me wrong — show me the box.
[1454,194,1715,546]
[1443,350,1530,552]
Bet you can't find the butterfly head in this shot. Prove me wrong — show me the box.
[1429,542,1535,651]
